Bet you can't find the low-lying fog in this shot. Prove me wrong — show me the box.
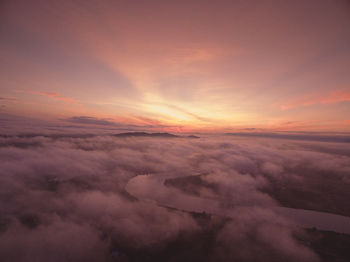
[1,132,350,262]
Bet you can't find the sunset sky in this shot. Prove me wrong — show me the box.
[1,0,350,132]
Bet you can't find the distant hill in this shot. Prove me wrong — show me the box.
[113,132,200,138]
[187,135,200,139]
[113,132,178,138]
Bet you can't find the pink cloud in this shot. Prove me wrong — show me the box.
[33,91,78,104]
[281,89,350,110]
[12,90,78,104]
[321,90,350,104]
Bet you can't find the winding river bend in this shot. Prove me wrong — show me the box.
[126,174,350,235]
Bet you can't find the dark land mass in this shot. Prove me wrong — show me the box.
[107,209,350,262]
[303,228,350,262]
[165,171,350,217]
[0,133,95,139]
[113,132,178,138]
[113,132,200,139]
[165,176,350,262]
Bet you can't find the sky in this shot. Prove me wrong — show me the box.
[1,0,350,132]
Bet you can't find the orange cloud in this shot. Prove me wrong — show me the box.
[33,92,78,104]
[281,89,350,110]
[321,90,350,104]
[12,90,78,104]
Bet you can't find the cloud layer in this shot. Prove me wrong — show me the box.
[1,133,349,261]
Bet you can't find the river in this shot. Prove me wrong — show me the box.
[126,174,350,234]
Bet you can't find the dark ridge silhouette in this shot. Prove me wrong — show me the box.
[113,132,200,138]
[187,135,200,139]
[113,132,178,138]
[0,132,200,140]
[0,133,95,139]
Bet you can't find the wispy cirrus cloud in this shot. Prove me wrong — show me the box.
[63,116,119,126]
[13,90,78,104]
[33,91,78,104]
[281,89,350,110]
[0,97,16,101]
[61,115,177,131]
